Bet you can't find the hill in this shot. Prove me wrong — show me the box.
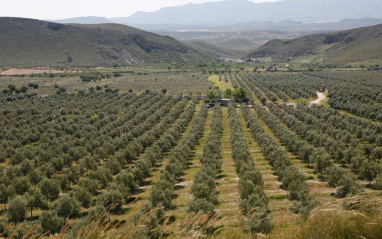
[247,24,382,64]
[111,0,382,27]
[51,16,113,24]
[184,39,258,58]
[0,18,211,68]
[184,40,248,58]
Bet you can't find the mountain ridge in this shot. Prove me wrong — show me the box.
[110,0,382,26]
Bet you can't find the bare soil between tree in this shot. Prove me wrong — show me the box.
[0,68,80,75]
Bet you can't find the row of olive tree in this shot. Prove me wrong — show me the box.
[280,104,382,186]
[149,105,209,210]
[0,93,189,236]
[242,104,318,216]
[130,105,209,238]
[228,105,272,234]
[188,105,223,214]
[256,104,364,198]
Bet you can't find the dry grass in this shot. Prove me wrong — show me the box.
[2,210,149,239]
[267,195,382,239]
[208,75,234,91]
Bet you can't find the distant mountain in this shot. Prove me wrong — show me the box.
[233,18,382,31]
[158,29,319,59]
[0,18,211,68]
[248,24,382,64]
[111,0,382,27]
[52,16,113,24]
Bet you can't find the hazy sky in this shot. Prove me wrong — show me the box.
[1,0,281,20]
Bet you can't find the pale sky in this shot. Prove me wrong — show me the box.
[1,0,281,20]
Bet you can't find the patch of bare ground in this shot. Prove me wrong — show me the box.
[215,108,241,227]
[0,68,80,75]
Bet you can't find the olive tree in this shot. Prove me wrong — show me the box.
[39,178,61,200]
[7,196,28,223]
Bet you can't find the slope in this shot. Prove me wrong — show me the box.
[184,39,256,58]
[248,24,382,64]
[0,17,212,68]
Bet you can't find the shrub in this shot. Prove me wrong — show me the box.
[39,210,65,234]
[7,196,28,223]
[39,178,61,200]
[53,195,81,218]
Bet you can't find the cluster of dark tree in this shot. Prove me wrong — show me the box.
[206,87,248,103]
[2,84,29,94]
[228,105,272,233]
[243,104,318,216]
[188,105,222,214]
[0,91,199,236]
[55,86,67,95]
[27,83,39,89]
[262,104,364,197]
[80,71,122,82]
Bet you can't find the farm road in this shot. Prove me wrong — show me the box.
[310,92,326,107]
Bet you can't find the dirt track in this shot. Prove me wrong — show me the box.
[310,92,326,106]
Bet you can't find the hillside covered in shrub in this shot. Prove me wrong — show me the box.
[248,24,382,64]
[0,18,212,68]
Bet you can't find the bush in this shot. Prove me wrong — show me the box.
[53,195,80,218]
[97,190,123,213]
[188,198,215,214]
[324,166,346,187]
[72,186,92,208]
[39,210,65,234]
[239,186,269,215]
[39,178,61,200]
[7,196,28,223]
[337,175,364,198]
